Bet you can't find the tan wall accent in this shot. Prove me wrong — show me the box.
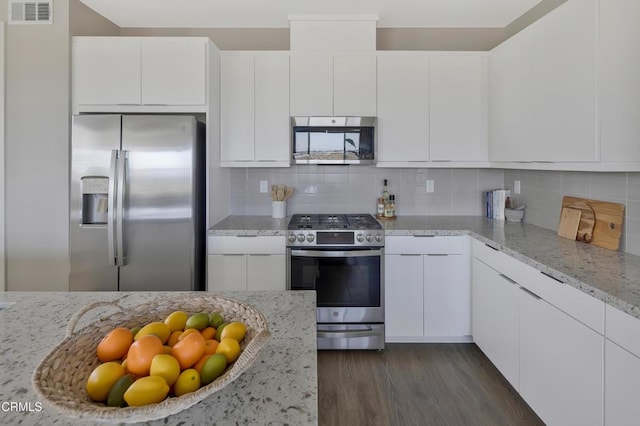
[121,28,290,50]
[70,0,120,36]
[506,0,568,39]
[377,28,506,51]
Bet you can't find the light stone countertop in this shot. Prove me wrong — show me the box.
[0,291,317,426]
[209,215,640,319]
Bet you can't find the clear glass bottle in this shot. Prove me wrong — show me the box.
[390,194,396,217]
[381,179,390,203]
[384,195,394,218]
[376,197,385,216]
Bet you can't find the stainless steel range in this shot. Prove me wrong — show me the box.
[286,214,385,350]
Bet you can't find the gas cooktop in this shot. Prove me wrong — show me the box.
[287,214,384,247]
[288,214,382,231]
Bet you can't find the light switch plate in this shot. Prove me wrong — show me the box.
[426,180,435,193]
[260,180,268,193]
[514,180,521,194]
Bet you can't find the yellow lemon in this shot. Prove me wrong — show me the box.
[215,338,241,364]
[86,362,126,402]
[123,376,170,407]
[134,322,171,344]
[149,354,181,386]
[173,368,201,397]
[164,310,189,332]
[219,321,246,342]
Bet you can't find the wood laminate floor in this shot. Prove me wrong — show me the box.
[317,343,544,426]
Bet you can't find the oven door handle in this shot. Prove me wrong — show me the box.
[317,328,379,339]
[290,249,382,258]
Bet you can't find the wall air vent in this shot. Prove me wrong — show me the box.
[9,1,52,25]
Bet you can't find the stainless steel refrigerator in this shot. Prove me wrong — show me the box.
[70,114,206,291]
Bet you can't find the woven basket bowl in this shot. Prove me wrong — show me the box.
[32,294,270,423]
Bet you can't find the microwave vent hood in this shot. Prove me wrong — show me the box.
[292,116,376,127]
[291,116,376,165]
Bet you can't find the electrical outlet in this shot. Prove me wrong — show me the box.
[259,180,268,193]
[514,180,521,194]
[426,180,435,193]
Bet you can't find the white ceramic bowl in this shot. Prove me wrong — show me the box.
[505,208,525,222]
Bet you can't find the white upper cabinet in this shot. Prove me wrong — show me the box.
[599,0,640,163]
[140,38,207,106]
[220,51,290,166]
[290,54,376,117]
[489,28,532,162]
[376,53,429,164]
[530,0,598,162]
[72,37,209,111]
[429,54,488,162]
[333,54,377,116]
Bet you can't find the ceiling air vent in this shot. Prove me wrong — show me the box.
[9,1,53,24]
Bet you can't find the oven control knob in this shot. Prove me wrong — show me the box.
[366,234,374,243]
[306,234,314,242]
[288,234,296,243]
[375,234,384,243]
[297,234,305,243]
[356,234,365,243]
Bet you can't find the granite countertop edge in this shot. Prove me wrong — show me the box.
[209,215,640,320]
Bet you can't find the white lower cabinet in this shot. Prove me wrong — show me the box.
[471,258,520,390]
[519,286,603,426]
[207,236,286,291]
[605,340,640,426]
[385,236,470,342]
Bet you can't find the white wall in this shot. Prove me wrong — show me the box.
[4,0,70,290]
[0,22,5,291]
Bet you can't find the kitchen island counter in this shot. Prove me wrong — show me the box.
[0,291,317,425]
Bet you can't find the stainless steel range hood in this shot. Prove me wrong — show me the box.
[291,116,376,165]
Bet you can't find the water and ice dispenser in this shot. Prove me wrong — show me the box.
[81,176,109,225]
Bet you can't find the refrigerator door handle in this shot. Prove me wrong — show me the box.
[107,149,118,266]
[116,150,127,266]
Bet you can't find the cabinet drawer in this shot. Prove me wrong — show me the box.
[471,239,521,282]
[385,235,465,255]
[606,304,640,357]
[518,262,604,334]
[207,235,285,255]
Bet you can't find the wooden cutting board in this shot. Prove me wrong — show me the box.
[557,208,582,240]
[561,196,625,250]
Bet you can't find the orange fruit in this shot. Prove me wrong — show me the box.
[163,345,173,354]
[178,328,200,341]
[126,335,164,376]
[215,337,241,364]
[96,327,133,362]
[194,354,211,374]
[200,327,216,340]
[167,331,182,347]
[171,331,206,370]
[204,339,219,355]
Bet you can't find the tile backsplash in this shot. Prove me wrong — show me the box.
[504,170,640,256]
[231,166,504,217]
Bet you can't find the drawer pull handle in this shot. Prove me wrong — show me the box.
[426,254,448,257]
[520,286,542,300]
[399,254,421,257]
[540,271,565,284]
[498,273,518,285]
[412,235,435,238]
[236,235,258,237]
[485,243,499,251]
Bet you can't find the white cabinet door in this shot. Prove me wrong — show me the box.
[207,255,247,291]
[599,0,640,163]
[141,38,206,106]
[290,55,333,116]
[247,255,286,291]
[429,55,487,161]
[385,254,424,339]
[605,340,640,426]
[255,53,290,163]
[220,54,255,162]
[72,37,141,106]
[333,54,377,116]
[424,254,470,338]
[377,53,429,163]
[519,287,603,426]
[489,29,532,162]
[471,258,520,389]
[530,0,598,162]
